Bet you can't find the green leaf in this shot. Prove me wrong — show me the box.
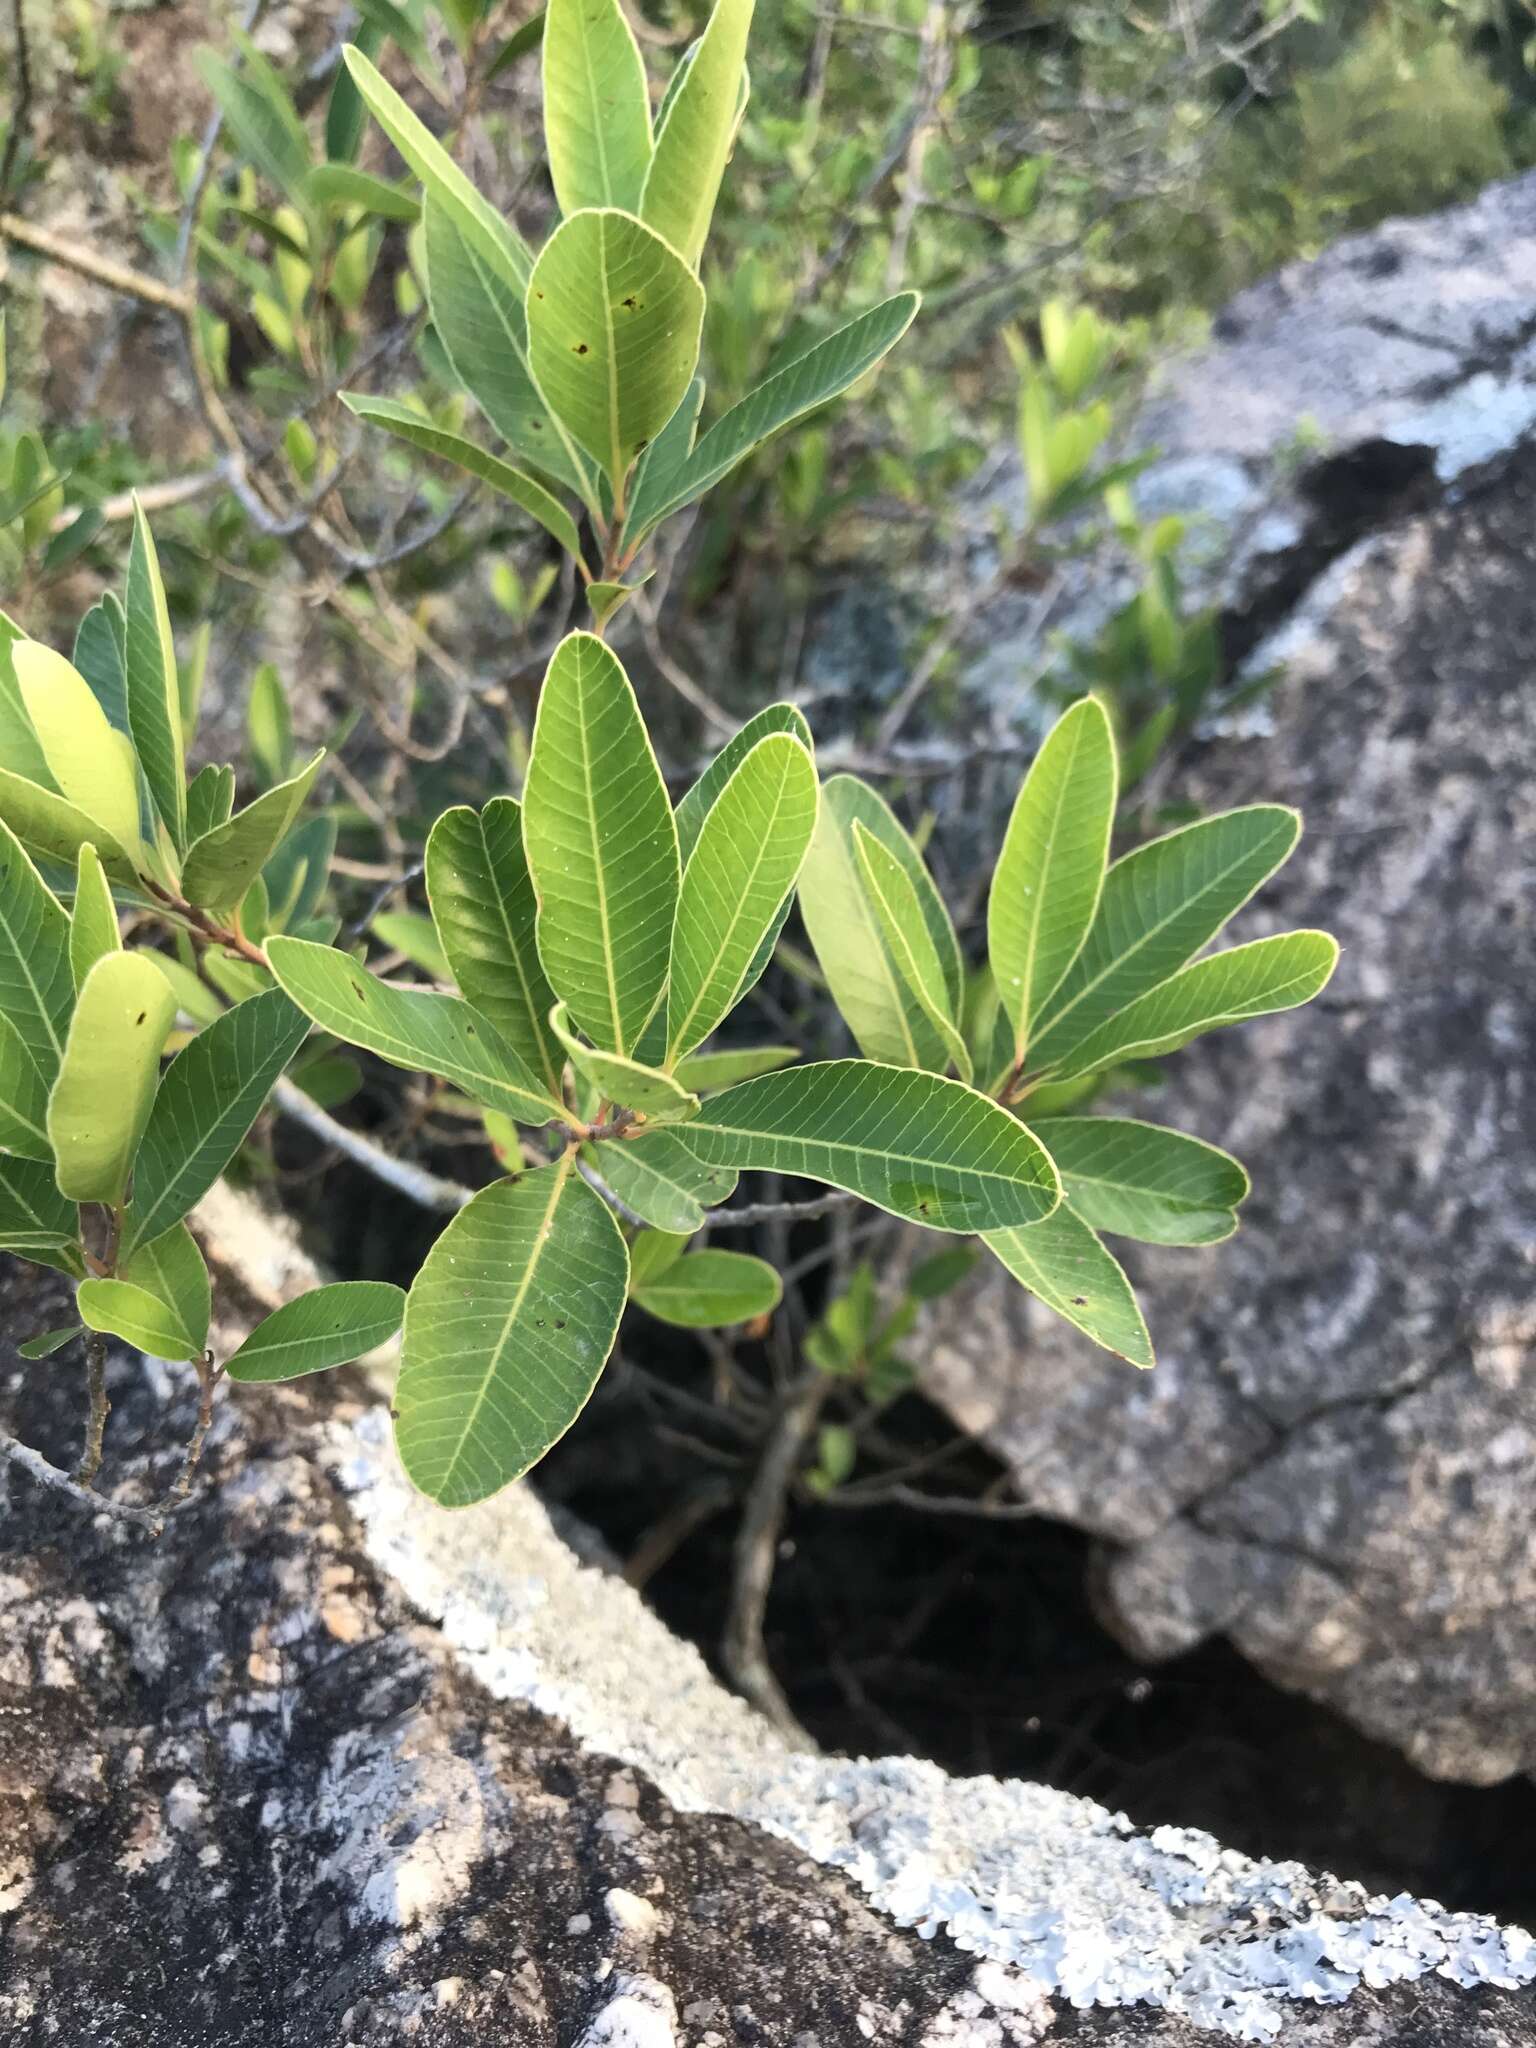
[181,749,325,911]
[10,641,143,863]
[673,1043,798,1092]
[667,734,818,1062]
[197,40,313,201]
[1033,1116,1247,1246]
[69,842,121,992]
[19,1324,81,1359]
[797,774,957,1071]
[0,1154,79,1258]
[120,987,311,1256]
[585,579,647,629]
[226,1280,406,1382]
[629,1225,688,1286]
[47,952,174,1206]
[341,45,534,288]
[550,1001,699,1121]
[852,820,971,1082]
[0,815,73,1089]
[674,701,812,863]
[526,208,705,494]
[542,0,653,214]
[632,1246,780,1327]
[145,951,224,1027]
[422,195,594,503]
[246,662,293,788]
[120,1220,211,1357]
[125,502,188,852]
[395,1156,628,1505]
[0,1011,53,1160]
[988,697,1116,1068]
[0,623,60,788]
[584,1127,736,1231]
[1027,805,1302,1071]
[303,163,421,221]
[907,1243,977,1301]
[266,935,561,1127]
[325,17,380,160]
[371,909,449,980]
[623,294,918,541]
[0,765,138,879]
[680,1060,1059,1232]
[341,394,585,562]
[78,1277,200,1360]
[186,763,237,842]
[522,633,678,1055]
[425,798,562,1097]
[72,595,130,739]
[639,0,752,268]
[486,9,546,81]
[984,1203,1154,1367]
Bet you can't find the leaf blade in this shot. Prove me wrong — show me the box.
[852,820,971,1081]
[226,1280,406,1382]
[584,1127,736,1231]
[47,952,175,1206]
[181,750,325,912]
[984,1203,1154,1367]
[639,0,753,268]
[1032,1115,1247,1246]
[542,0,653,214]
[124,504,188,851]
[632,1246,781,1327]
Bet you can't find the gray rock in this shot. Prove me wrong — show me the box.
[920,426,1536,1789]
[2,1216,1533,2045]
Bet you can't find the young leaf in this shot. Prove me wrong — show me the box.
[426,798,562,1096]
[124,503,187,852]
[341,395,586,563]
[19,1324,81,1359]
[522,634,679,1055]
[852,820,971,1082]
[0,1012,53,1161]
[542,0,653,215]
[181,750,326,912]
[47,953,175,1206]
[69,842,121,992]
[225,1280,406,1382]
[0,816,73,1089]
[623,294,918,541]
[988,697,1116,1065]
[120,1221,211,1357]
[640,0,752,268]
[584,1128,736,1232]
[78,1277,202,1361]
[631,1246,781,1327]
[1033,1116,1248,1246]
[680,1061,1060,1232]
[10,642,143,863]
[1043,931,1339,1081]
[120,987,311,1256]
[266,935,561,1127]
[186,763,237,843]
[673,1043,798,1091]
[525,209,705,494]
[797,775,957,1071]
[550,1001,699,1121]
[1027,805,1301,1071]
[984,1203,1154,1367]
[667,734,818,1062]
[395,1157,629,1506]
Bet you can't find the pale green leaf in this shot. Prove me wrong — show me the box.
[371,909,449,979]
[673,1043,798,1091]
[266,935,561,1127]
[426,797,562,1096]
[0,766,138,879]
[674,701,812,862]
[395,1156,628,1505]
[542,0,652,214]
[120,987,311,1255]
[0,815,73,1089]
[11,641,143,863]
[125,503,187,851]
[584,1127,736,1231]
[632,1246,780,1327]
[145,951,224,1027]
[197,41,313,201]
[852,820,971,1082]
[181,750,325,912]
[639,0,752,268]
[303,163,420,221]
[341,394,586,563]
[550,1000,699,1121]
[1027,805,1302,1071]
[522,633,678,1055]
[0,1011,52,1160]
[680,1060,1059,1232]
[1044,931,1339,1081]
[78,1277,200,1360]
[0,620,59,788]
[988,697,1116,1066]
[226,1280,405,1382]
[246,662,292,788]
[120,1220,211,1357]
[526,208,705,494]
[667,734,818,1062]
[623,294,918,541]
[69,842,121,992]
[47,952,174,1205]
[1033,1115,1247,1246]
[984,1202,1154,1367]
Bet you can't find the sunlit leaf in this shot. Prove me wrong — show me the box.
[226,1280,405,1382]
[124,503,187,851]
[542,0,652,214]
[550,1001,699,1121]
[631,1246,780,1327]
[120,1220,211,1357]
[10,642,143,864]
[852,820,970,1081]
[47,952,174,1206]
[640,0,752,268]
[984,1201,1153,1367]
[69,842,121,992]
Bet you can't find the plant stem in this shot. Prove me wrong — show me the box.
[0,1431,166,1535]
[169,1356,219,1502]
[74,1330,111,1488]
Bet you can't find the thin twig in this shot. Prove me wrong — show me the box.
[169,1356,220,1502]
[702,1188,857,1230]
[271,1078,474,1213]
[74,1330,110,1486]
[0,214,194,314]
[0,1432,167,1535]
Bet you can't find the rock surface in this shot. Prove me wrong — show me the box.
[920,402,1536,1786]
[2,1222,1534,2046]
